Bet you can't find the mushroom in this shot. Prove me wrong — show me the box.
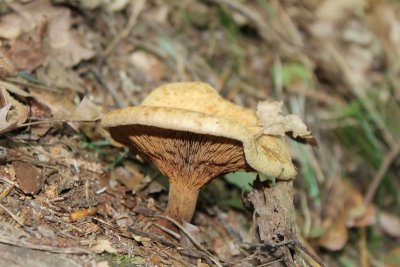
[101,82,296,225]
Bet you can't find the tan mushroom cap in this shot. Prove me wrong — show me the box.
[102,82,296,180]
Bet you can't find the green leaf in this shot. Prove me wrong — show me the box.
[224,172,256,192]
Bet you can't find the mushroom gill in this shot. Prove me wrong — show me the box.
[108,124,249,223]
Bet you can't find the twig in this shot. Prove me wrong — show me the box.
[19,118,99,127]
[364,141,400,206]
[103,0,146,58]
[129,227,178,248]
[0,203,24,226]
[4,77,63,94]
[213,206,242,242]
[203,0,280,46]
[156,215,223,267]
[293,240,327,267]
[0,234,90,254]
[152,223,181,239]
[256,258,283,267]
[244,240,327,267]
[93,2,147,108]
[92,68,125,108]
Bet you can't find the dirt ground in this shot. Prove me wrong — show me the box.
[0,0,400,266]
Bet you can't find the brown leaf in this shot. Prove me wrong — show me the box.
[0,0,94,67]
[6,17,47,72]
[13,162,42,195]
[47,7,94,67]
[0,104,17,135]
[130,51,165,81]
[67,96,103,121]
[319,180,368,250]
[379,212,400,238]
[319,212,349,251]
[91,239,119,253]
[257,100,312,138]
[0,55,16,79]
[0,87,29,134]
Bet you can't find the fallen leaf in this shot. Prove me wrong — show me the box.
[349,204,376,228]
[12,162,42,195]
[130,50,165,81]
[0,80,29,97]
[319,212,349,251]
[6,17,47,72]
[47,7,95,67]
[318,180,367,251]
[67,96,103,121]
[132,234,152,247]
[180,222,205,248]
[0,87,29,135]
[197,259,210,267]
[0,14,22,39]
[213,237,241,260]
[0,0,94,67]
[90,239,119,254]
[316,0,368,23]
[0,55,16,79]
[36,59,85,92]
[0,104,17,135]
[256,100,311,138]
[379,211,400,238]
[111,166,144,191]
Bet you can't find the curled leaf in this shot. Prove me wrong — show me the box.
[256,100,316,146]
[0,104,17,134]
[68,96,103,121]
[257,101,310,137]
[0,87,29,135]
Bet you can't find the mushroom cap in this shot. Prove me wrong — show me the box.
[102,82,296,180]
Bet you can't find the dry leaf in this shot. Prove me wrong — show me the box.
[197,259,210,267]
[13,162,42,195]
[6,17,47,72]
[0,87,29,135]
[0,0,94,67]
[0,14,22,39]
[0,80,29,97]
[91,239,119,253]
[256,100,311,138]
[0,55,16,79]
[0,104,16,135]
[180,222,205,248]
[130,50,165,81]
[47,7,95,67]
[68,96,103,121]
[379,212,400,238]
[319,212,349,251]
[319,180,365,251]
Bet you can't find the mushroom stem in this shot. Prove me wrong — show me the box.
[164,182,200,223]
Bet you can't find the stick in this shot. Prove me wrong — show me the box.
[364,141,400,206]
[0,203,24,226]
[103,0,146,57]
[156,215,223,267]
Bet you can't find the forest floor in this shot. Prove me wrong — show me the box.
[0,0,399,266]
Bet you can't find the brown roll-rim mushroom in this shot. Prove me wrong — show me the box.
[101,82,296,224]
